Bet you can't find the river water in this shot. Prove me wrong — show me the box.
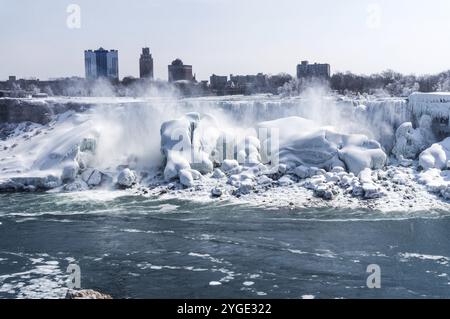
[1,192,450,299]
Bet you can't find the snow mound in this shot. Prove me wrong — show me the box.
[257,117,387,174]
[419,137,450,170]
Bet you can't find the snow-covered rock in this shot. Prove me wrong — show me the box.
[339,141,387,175]
[314,183,335,200]
[81,168,103,187]
[117,168,137,188]
[358,168,373,184]
[419,137,450,170]
[277,164,287,175]
[442,187,450,200]
[236,179,254,195]
[294,165,310,179]
[179,169,195,188]
[278,175,294,186]
[362,183,383,199]
[211,187,223,197]
[61,162,80,183]
[212,168,226,179]
[221,159,240,173]
[392,116,434,160]
[63,180,89,192]
[163,151,190,181]
[256,175,273,185]
[0,175,61,192]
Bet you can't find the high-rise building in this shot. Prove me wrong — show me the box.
[297,61,330,79]
[168,59,193,82]
[84,48,119,80]
[139,48,154,79]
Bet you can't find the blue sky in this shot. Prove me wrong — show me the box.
[1,0,450,80]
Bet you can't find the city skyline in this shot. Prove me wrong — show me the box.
[2,0,450,81]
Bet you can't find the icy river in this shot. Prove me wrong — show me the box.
[1,192,450,299]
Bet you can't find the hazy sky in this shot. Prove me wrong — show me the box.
[1,0,450,81]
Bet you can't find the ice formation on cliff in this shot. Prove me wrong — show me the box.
[0,92,450,207]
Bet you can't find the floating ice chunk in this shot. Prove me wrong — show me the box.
[419,137,450,170]
[209,281,222,286]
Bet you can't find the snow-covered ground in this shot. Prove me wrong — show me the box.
[0,92,449,212]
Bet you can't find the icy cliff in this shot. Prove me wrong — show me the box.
[0,92,449,207]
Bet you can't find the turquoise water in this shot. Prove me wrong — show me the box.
[0,193,450,299]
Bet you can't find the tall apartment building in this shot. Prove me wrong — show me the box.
[84,48,119,80]
[297,61,330,79]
